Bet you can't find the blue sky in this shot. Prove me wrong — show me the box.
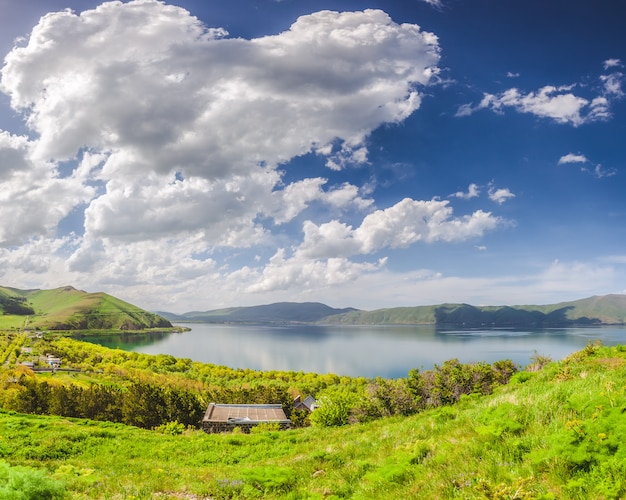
[0,0,624,313]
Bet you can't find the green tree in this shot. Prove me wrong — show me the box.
[122,382,167,429]
[309,386,360,427]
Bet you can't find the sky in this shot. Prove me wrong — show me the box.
[0,0,625,313]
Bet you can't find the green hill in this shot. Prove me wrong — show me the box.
[162,294,626,326]
[1,341,626,498]
[324,294,626,326]
[0,285,172,331]
[164,301,358,323]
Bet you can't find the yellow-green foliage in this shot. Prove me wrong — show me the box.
[1,338,626,498]
[0,460,65,499]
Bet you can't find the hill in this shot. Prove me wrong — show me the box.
[1,341,626,498]
[161,301,358,324]
[162,294,626,326]
[0,285,172,331]
[323,294,626,326]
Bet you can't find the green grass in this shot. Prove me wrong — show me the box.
[2,342,626,498]
[0,286,172,332]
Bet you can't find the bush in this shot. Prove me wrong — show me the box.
[249,422,280,434]
[310,386,360,427]
[0,461,66,500]
[154,421,185,435]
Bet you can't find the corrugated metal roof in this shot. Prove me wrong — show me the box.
[203,403,289,423]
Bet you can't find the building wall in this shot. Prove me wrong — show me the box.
[202,421,291,434]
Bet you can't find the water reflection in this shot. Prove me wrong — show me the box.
[84,323,626,379]
[82,330,174,349]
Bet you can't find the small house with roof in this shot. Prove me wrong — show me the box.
[202,403,291,433]
[42,354,61,368]
[293,395,318,412]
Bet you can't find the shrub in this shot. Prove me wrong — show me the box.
[0,461,66,500]
[154,421,185,435]
[249,422,280,434]
[309,386,361,427]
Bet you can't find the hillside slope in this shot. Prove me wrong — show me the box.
[164,301,358,323]
[1,343,626,498]
[0,285,172,331]
[163,294,626,326]
[324,294,626,326]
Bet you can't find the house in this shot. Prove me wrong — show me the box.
[202,403,291,433]
[293,395,318,412]
[43,354,61,368]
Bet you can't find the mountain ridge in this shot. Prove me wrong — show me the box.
[158,301,358,324]
[161,294,626,326]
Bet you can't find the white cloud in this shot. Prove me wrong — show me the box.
[454,103,475,118]
[451,183,480,199]
[0,1,441,256]
[601,73,624,98]
[492,86,601,125]
[1,3,440,174]
[0,236,72,276]
[83,167,278,245]
[487,185,515,204]
[0,132,94,245]
[0,130,30,178]
[419,0,444,8]
[1,236,622,313]
[587,164,617,179]
[296,198,502,259]
[246,248,384,293]
[538,259,617,295]
[506,72,520,78]
[558,153,617,178]
[602,255,626,265]
[457,77,619,125]
[603,58,622,70]
[558,153,588,165]
[271,178,373,224]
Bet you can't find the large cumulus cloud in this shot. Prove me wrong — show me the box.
[2,2,440,174]
[0,0,505,307]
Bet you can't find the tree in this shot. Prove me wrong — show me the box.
[309,386,360,427]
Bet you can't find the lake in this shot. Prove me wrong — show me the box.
[85,323,626,379]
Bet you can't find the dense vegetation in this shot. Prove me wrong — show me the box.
[0,332,515,431]
[1,336,625,498]
[0,286,172,331]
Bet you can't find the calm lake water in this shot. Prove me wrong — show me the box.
[85,323,626,379]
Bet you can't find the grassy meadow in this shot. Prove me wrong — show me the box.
[1,327,626,498]
[0,286,172,332]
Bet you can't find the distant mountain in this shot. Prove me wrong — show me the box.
[0,285,172,331]
[160,302,358,324]
[160,295,626,326]
[323,294,626,326]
